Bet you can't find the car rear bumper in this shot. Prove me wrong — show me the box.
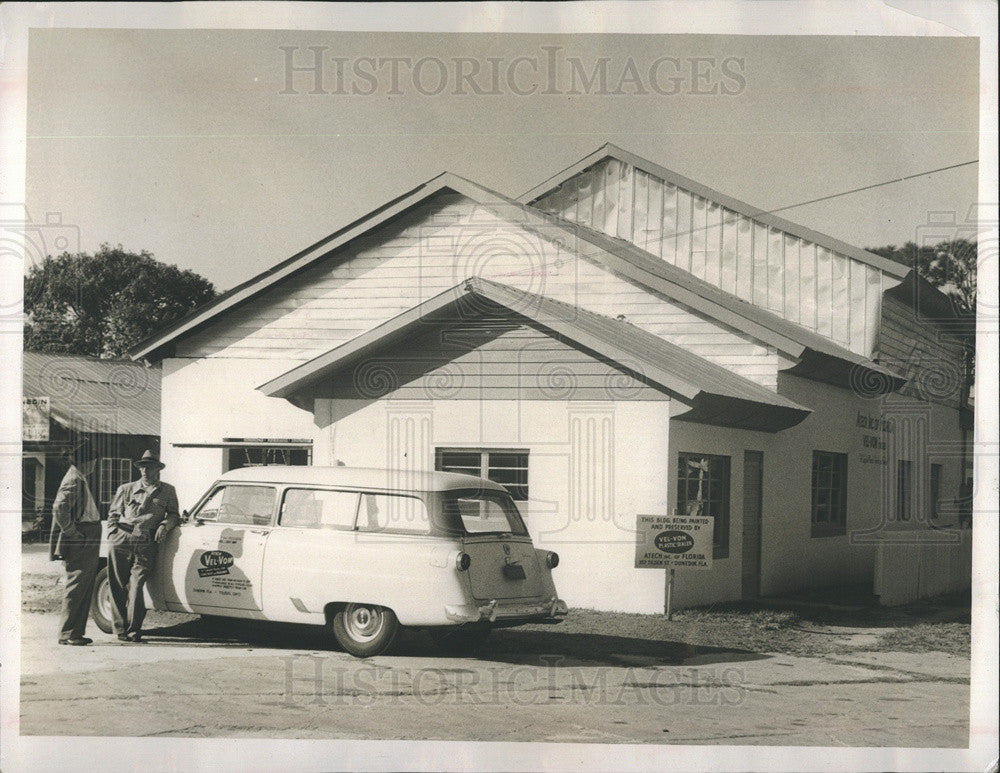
[444,596,569,624]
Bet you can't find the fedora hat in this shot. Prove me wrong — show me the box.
[134,450,165,469]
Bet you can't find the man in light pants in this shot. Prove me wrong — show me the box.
[49,440,102,646]
[107,450,179,642]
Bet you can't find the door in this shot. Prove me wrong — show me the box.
[741,451,763,600]
[161,483,276,612]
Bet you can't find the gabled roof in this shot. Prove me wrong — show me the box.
[518,142,910,280]
[22,352,160,436]
[130,166,903,394]
[259,277,811,433]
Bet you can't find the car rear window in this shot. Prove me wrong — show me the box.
[443,490,528,536]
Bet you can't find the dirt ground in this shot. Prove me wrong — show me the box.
[18,548,971,745]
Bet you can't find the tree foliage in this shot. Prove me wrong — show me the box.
[24,245,217,358]
[866,238,977,316]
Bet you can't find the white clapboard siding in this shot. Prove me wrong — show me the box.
[178,193,781,388]
[532,158,891,358]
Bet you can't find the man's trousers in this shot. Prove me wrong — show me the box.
[58,522,102,642]
[108,537,157,637]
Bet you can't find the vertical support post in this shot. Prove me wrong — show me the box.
[666,567,676,620]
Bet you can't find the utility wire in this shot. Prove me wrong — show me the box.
[633,159,979,245]
[766,160,978,216]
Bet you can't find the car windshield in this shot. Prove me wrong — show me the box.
[442,490,528,536]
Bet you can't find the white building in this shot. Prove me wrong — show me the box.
[132,145,973,613]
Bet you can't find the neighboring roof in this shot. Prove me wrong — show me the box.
[517,142,910,280]
[259,277,812,433]
[22,352,160,436]
[883,270,976,336]
[130,166,902,394]
[218,465,508,493]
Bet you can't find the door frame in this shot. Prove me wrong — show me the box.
[741,450,763,600]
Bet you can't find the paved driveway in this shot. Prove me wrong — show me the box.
[19,614,969,745]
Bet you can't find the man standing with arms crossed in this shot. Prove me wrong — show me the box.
[49,440,102,646]
[107,450,179,642]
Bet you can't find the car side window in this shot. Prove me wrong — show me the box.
[280,488,359,530]
[195,485,276,526]
[358,493,431,535]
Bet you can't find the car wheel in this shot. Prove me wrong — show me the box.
[429,623,492,653]
[89,565,113,634]
[331,603,399,657]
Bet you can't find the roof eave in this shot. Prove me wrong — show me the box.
[673,393,811,433]
[782,348,907,394]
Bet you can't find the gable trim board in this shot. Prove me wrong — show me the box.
[518,142,910,281]
[130,170,903,396]
[258,277,812,433]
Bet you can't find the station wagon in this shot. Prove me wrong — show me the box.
[90,466,567,656]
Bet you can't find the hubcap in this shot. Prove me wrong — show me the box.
[97,576,112,621]
[344,604,384,642]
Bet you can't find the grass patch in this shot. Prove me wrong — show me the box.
[877,623,970,656]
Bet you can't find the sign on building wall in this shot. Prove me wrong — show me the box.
[634,513,714,570]
[22,397,50,441]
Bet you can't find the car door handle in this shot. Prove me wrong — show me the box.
[249,529,271,535]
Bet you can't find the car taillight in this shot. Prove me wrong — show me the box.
[545,551,559,569]
[455,552,471,571]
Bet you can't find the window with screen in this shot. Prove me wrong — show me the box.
[280,489,359,530]
[676,452,730,557]
[897,460,914,521]
[811,451,848,537]
[435,449,529,501]
[357,493,431,535]
[99,457,133,504]
[224,444,311,472]
[195,485,276,526]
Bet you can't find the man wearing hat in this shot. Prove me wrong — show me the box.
[106,450,180,642]
[50,439,102,645]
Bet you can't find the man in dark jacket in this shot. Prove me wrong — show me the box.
[49,440,102,645]
[107,450,179,642]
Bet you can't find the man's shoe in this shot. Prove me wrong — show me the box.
[58,637,93,646]
[125,633,144,643]
[117,634,129,642]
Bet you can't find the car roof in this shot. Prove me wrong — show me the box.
[217,465,508,493]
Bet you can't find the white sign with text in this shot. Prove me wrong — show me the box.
[634,513,714,570]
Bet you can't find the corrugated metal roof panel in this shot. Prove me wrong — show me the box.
[22,352,161,436]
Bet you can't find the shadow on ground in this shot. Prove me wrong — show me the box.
[140,615,766,668]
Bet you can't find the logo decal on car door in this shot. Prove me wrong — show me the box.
[198,550,235,577]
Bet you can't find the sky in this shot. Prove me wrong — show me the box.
[26,30,979,292]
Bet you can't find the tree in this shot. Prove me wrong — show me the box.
[866,238,977,316]
[866,237,977,391]
[24,245,217,358]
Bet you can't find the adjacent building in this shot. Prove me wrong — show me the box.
[22,352,161,536]
[130,145,973,612]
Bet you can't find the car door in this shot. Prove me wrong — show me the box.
[160,483,276,612]
[259,487,360,621]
